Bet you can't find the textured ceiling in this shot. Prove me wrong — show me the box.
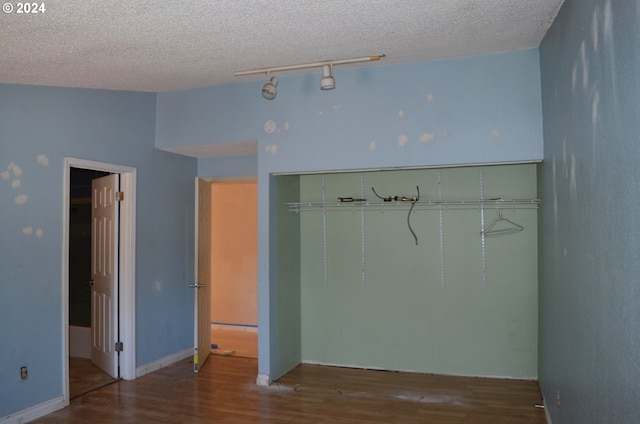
[0,0,564,92]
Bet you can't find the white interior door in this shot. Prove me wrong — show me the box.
[91,174,119,378]
[193,178,212,372]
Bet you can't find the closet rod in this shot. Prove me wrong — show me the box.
[287,198,540,213]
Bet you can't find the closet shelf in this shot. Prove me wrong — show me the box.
[287,198,541,213]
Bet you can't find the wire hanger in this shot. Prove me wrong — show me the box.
[481,208,523,238]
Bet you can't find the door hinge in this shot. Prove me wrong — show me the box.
[115,191,124,202]
[115,341,124,352]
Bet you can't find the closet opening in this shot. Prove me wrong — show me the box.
[274,163,540,379]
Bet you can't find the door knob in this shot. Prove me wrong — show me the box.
[89,279,94,287]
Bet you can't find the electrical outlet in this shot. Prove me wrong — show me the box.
[20,366,28,380]
[556,390,560,407]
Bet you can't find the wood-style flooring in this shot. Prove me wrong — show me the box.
[35,356,546,423]
[68,357,118,399]
[210,324,258,359]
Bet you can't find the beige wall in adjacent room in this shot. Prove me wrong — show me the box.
[210,181,258,325]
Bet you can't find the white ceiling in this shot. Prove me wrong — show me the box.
[0,0,564,93]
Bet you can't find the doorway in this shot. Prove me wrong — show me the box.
[209,180,258,358]
[62,158,137,405]
[68,168,115,397]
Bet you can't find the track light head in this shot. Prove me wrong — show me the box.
[262,75,278,100]
[320,65,335,90]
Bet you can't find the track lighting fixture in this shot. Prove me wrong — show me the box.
[320,65,335,90]
[234,54,385,99]
[262,75,278,100]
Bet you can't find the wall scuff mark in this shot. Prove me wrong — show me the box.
[8,162,22,177]
[420,133,434,143]
[37,155,49,166]
[265,145,279,155]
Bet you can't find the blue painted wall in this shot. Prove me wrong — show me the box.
[539,0,640,423]
[0,83,196,418]
[157,48,545,380]
[158,49,543,172]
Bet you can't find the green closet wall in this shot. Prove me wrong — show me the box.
[299,164,539,378]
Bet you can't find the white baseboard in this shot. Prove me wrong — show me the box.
[136,347,192,378]
[211,323,258,333]
[256,373,271,386]
[543,395,552,424]
[1,396,65,424]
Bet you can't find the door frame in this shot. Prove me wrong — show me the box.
[62,157,137,405]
